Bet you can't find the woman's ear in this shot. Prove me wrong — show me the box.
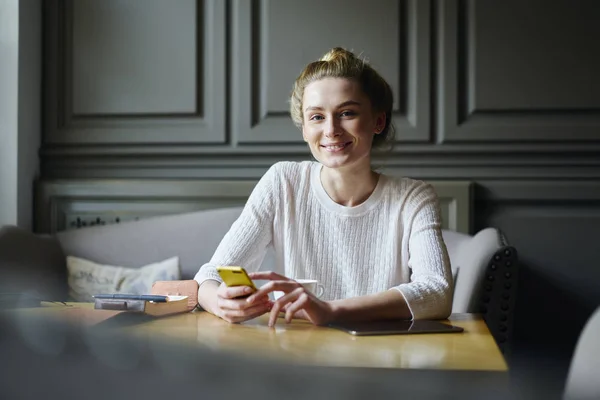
[374,112,386,134]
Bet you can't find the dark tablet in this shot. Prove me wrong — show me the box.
[327,320,464,336]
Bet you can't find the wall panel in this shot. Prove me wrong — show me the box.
[437,0,600,142]
[43,0,226,144]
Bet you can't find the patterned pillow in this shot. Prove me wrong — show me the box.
[66,256,180,302]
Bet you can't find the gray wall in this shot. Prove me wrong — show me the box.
[0,0,41,230]
[33,0,600,391]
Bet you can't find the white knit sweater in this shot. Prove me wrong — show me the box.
[194,161,453,320]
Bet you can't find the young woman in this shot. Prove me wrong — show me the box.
[195,47,452,327]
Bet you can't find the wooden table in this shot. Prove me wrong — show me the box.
[19,303,507,372]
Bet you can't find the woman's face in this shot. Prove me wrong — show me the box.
[301,78,385,171]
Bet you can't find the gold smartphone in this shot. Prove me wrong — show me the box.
[216,266,257,291]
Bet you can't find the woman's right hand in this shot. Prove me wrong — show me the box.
[214,282,272,323]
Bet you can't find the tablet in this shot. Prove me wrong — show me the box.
[327,320,464,336]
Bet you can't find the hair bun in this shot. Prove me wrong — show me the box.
[319,47,355,63]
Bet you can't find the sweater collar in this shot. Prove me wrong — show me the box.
[310,162,386,217]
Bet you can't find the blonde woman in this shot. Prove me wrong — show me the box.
[195,47,453,327]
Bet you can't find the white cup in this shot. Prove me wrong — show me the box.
[272,279,325,301]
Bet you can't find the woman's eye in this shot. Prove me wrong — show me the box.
[309,115,324,121]
[340,110,357,117]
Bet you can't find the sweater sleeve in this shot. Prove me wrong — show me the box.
[193,164,279,287]
[392,182,453,320]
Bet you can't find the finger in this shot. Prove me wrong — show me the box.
[268,297,287,327]
[274,288,304,323]
[219,295,269,311]
[247,281,300,303]
[244,304,272,321]
[219,285,255,299]
[269,288,303,326]
[292,309,308,320]
[222,301,272,323]
[275,287,304,307]
[247,271,289,281]
[239,300,272,316]
[285,293,309,323]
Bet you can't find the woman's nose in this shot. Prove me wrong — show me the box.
[324,118,340,137]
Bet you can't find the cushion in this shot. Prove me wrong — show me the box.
[450,228,504,313]
[56,208,250,280]
[66,256,181,302]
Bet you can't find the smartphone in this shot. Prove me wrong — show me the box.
[216,266,257,291]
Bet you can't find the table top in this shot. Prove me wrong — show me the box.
[14,303,508,372]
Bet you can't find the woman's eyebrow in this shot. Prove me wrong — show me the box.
[336,100,361,108]
[305,105,324,112]
[304,100,362,113]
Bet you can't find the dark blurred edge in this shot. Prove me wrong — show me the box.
[0,311,550,400]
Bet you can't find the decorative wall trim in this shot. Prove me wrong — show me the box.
[230,0,431,144]
[35,179,472,234]
[436,0,600,142]
[39,142,600,179]
[39,142,600,156]
[470,179,600,352]
[43,0,226,144]
[475,180,600,202]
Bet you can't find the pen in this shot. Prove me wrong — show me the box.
[93,294,169,302]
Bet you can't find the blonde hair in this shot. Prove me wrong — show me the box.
[290,47,395,151]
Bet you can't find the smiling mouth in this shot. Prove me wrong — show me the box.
[321,142,352,152]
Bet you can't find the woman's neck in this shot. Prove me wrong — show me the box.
[320,163,380,207]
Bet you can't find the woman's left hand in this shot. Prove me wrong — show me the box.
[247,271,334,327]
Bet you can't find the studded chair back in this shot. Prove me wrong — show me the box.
[443,228,519,355]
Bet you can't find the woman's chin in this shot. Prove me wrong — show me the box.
[314,150,371,170]
[317,157,362,171]
[314,154,349,169]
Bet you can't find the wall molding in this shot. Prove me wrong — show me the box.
[230,0,431,144]
[35,178,472,234]
[475,180,600,202]
[436,0,600,142]
[39,143,600,179]
[43,0,226,144]
[39,142,600,156]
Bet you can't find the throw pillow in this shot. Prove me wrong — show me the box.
[66,256,180,302]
